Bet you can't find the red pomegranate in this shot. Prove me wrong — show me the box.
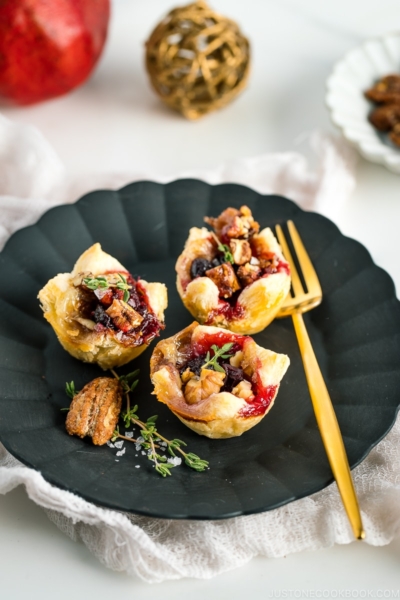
[0,0,110,106]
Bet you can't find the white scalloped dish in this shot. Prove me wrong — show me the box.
[326,32,400,174]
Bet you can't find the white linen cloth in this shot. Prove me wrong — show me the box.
[1,114,399,583]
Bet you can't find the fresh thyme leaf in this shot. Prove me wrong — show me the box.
[155,463,174,477]
[119,370,140,395]
[130,380,139,392]
[82,276,109,290]
[60,407,70,411]
[82,273,132,301]
[124,370,140,383]
[122,406,139,427]
[111,426,120,442]
[201,342,234,372]
[116,273,131,301]
[184,453,209,472]
[170,438,186,448]
[218,242,234,264]
[65,381,78,399]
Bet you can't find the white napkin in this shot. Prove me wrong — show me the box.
[2,114,399,584]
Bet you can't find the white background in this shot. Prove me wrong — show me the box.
[1,0,400,596]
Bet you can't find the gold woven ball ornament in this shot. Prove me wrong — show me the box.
[145,1,251,120]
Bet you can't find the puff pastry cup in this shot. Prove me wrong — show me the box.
[150,322,290,439]
[38,243,168,370]
[176,205,291,335]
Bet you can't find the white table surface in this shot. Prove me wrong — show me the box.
[1,0,400,596]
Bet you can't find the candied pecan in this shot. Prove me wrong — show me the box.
[229,239,252,265]
[204,205,260,240]
[184,368,226,404]
[389,123,400,147]
[205,263,241,298]
[66,377,123,445]
[106,298,143,332]
[237,262,261,287]
[369,104,400,131]
[258,255,279,273]
[204,207,240,236]
[365,75,400,104]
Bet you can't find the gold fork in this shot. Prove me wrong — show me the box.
[275,220,365,541]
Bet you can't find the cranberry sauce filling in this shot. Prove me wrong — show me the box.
[205,297,245,325]
[179,332,276,417]
[238,364,277,417]
[80,272,163,346]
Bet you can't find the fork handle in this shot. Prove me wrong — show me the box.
[292,312,365,540]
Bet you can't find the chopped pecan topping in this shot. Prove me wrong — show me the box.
[105,299,143,332]
[205,263,241,298]
[230,350,244,368]
[232,380,253,400]
[184,368,226,404]
[205,205,260,240]
[369,104,400,131]
[229,239,252,265]
[237,262,262,287]
[66,377,123,446]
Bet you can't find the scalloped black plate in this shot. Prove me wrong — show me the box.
[0,180,400,519]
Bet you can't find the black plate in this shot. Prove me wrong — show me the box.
[0,180,400,519]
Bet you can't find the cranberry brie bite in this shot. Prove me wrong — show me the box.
[150,322,290,439]
[38,243,168,370]
[176,205,291,335]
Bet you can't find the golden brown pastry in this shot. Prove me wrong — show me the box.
[176,206,291,335]
[150,322,290,439]
[66,377,122,445]
[38,243,168,370]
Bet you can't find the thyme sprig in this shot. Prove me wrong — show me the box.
[65,381,78,399]
[61,380,79,411]
[112,371,209,477]
[201,343,234,373]
[82,275,108,290]
[210,232,234,264]
[62,371,209,477]
[217,242,234,264]
[82,273,132,303]
[116,273,131,302]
